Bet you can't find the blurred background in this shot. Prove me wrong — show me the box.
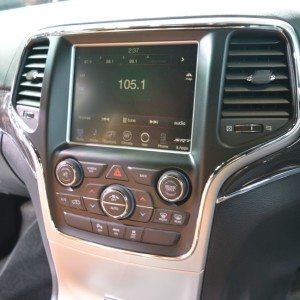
[0,0,66,11]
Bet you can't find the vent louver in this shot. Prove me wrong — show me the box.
[221,30,294,145]
[14,40,49,130]
[15,40,49,108]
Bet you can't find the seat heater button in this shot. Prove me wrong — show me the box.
[91,219,108,235]
[142,228,180,246]
[125,227,143,242]
[64,212,92,232]
[108,223,125,238]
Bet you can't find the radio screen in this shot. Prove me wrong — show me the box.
[70,43,198,152]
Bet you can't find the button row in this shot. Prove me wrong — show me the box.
[78,162,158,186]
[57,193,187,226]
[56,193,103,213]
[153,209,188,226]
[64,212,180,246]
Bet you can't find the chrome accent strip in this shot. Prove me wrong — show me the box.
[217,167,300,204]
[66,40,199,155]
[4,16,300,300]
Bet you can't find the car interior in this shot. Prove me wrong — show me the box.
[1,1,300,299]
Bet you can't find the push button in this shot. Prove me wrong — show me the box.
[170,211,188,226]
[91,219,108,235]
[80,162,107,178]
[83,184,104,199]
[127,167,158,186]
[69,195,85,210]
[56,193,69,207]
[130,206,153,222]
[106,165,128,181]
[131,189,153,207]
[142,229,180,246]
[108,223,125,238]
[125,227,143,242]
[102,202,126,218]
[153,209,172,224]
[83,198,103,215]
[64,212,92,232]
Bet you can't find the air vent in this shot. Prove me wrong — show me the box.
[221,30,295,145]
[14,40,49,129]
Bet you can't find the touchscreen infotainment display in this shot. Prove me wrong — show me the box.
[70,43,197,152]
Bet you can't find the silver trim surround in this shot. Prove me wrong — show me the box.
[217,167,300,204]
[157,174,186,202]
[4,17,300,300]
[66,40,199,155]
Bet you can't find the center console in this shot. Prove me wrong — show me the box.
[48,29,205,257]
[6,15,298,300]
[41,22,296,258]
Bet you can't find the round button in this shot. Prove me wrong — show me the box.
[157,170,190,203]
[141,132,150,143]
[100,185,135,219]
[123,131,132,142]
[55,159,83,188]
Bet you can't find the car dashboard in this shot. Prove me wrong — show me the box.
[1,2,300,300]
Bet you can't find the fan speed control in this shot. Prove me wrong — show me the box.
[100,185,135,219]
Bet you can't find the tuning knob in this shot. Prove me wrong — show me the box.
[100,185,135,219]
[55,158,83,188]
[157,170,190,203]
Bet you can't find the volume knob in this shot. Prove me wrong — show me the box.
[157,170,190,203]
[55,158,83,188]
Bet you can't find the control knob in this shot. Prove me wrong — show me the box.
[157,170,190,203]
[100,185,135,219]
[55,158,83,188]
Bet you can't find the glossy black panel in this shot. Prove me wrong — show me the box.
[71,44,197,152]
[219,138,300,198]
[202,171,300,300]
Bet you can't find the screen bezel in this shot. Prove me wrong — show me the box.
[66,41,199,154]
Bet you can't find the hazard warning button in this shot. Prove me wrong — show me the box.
[106,165,128,181]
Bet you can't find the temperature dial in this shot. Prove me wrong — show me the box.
[100,185,135,219]
[55,159,83,188]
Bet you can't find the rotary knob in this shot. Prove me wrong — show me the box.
[157,170,190,203]
[55,158,83,188]
[100,185,135,219]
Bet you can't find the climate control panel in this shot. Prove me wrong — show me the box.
[51,154,195,257]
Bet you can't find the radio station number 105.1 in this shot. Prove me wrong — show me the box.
[118,79,146,90]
